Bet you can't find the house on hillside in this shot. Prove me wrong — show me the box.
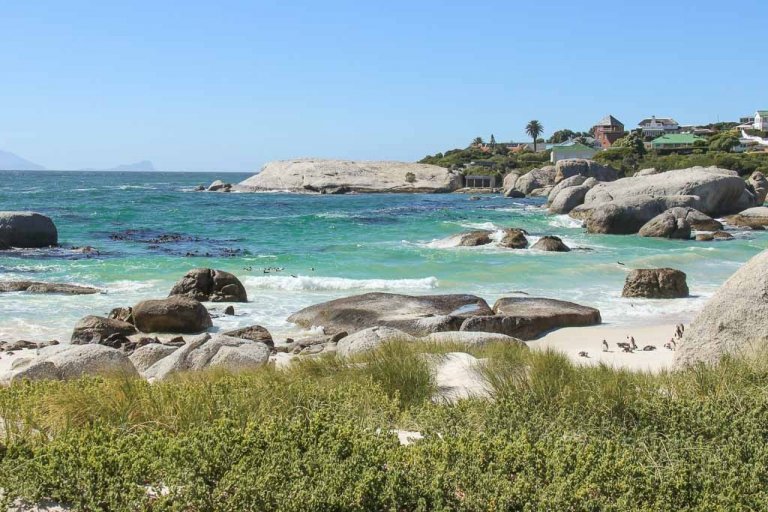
[550,141,597,163]
[650,133,705,152]
[593,115,625,148]
[754,111,768,131]
[638,116,680,137]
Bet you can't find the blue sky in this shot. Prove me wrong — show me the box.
[1,0,766,171]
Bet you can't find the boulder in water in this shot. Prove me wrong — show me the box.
[0,211,58,248]
[71,315,138,344]
[575,195,702,235]
[531,235,570,252]
[169,268,248,302]
[498,228,528,249]
[725,206,768,230]
[0,281,101,295]
[441,230,493,247]
[621,268,689,298]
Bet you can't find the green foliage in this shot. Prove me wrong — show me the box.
[547,129,576,143]
[5,343,768,510]
[420,144,550,174]
[708,130,740,152]
[405,171,416,184]
[612,131,646,156]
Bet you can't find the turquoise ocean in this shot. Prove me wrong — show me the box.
[1,170,766,342]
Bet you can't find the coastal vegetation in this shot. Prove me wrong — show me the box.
[2,340,768,510]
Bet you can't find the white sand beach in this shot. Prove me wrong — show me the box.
[529,323,681,372]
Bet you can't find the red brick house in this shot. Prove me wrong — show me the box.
[593,115,625,148]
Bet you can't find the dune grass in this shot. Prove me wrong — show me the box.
[2,341,768,510]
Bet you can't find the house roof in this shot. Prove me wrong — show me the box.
[595,114,623,127]
[552,142,596,152]
[756,110,768,116]
[651,134,705,145]
[639,117,679,126]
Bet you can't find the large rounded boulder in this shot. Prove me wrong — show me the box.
[498,228,528,249]
[531,235,570,252]
[132,296,213,333]
[575,195,702,235]
[748,171,767,205]
[169,268,248,302]
[287,292,494,336]
[71,315,138,344]
[0,212,58,248]
[554,159,618,183]
[621,268,689,298]
[638,211,692,239]
[725,206,768,229]
[513,166,557,195]
[8,344,138,382]
[675,249,768,367]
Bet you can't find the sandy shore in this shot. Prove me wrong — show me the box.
[528,323,680,373]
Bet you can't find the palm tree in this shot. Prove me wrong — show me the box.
[526,120,543,151]
[471,136,484,147]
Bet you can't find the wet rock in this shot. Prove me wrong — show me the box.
[498,228,528,249]
[725,206,768,229]
[442,230,493,247]
[169,268,248,302]
[0,281,101,295]
[224,305,235,315]
[621,268,689,298]
[531,235,570,252]
[132,296,213,334]
[207,180,232,192]
[0,212,58,248]
[71,315,137,344]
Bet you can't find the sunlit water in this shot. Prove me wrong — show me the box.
[0,171,765,342]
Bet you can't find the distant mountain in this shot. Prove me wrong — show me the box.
[82,160,157,172]
[0,150,45,171]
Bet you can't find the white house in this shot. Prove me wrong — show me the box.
[638,116,680,137]
[754,111,768,131]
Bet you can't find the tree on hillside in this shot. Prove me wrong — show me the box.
[548,129,576,144]
[613,131,646,156]
[526,120,543,151]
[709,131,741,152]
[489,134,497,149]
[471,137,484,147]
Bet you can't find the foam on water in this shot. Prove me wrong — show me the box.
[245,275,439,292]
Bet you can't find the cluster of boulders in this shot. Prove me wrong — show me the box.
[0,281,101,295]
[504,159,618,199]
[441,229,570,252]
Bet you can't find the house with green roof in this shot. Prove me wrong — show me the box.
[650,133,706,152]
[754,110,768,131]
[550,141,597,163]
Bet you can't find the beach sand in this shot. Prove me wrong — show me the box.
[528,323,680,373]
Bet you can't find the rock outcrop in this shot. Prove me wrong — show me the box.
[458,297,601,340]
[638,211,692,239]
[141,334,270,381]
[236,159,463,194]
[725,206,768,229]
[573,195,702,235]
[0,281,101,295]
[621,268,689,298]
[71,315,138,344]
[207,180,232,192]
[546,175,588,204]
[0,212,58,248]
[132,296,213,333]
[748,171,767,205]
[7,344,138,382]
[583,167,754,216]
[675,249,768,367]
[512,166,557,195]
[531,235,570,252]
[287,292,494,336]
[169,268,248,302]
[554,159,618,183]
[503,173,524,198]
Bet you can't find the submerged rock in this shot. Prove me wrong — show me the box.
[0,211,58,248]
[621,268,689,298]
[0,281,101,295]
[675,249,768,367]
[287,292,494,336]
[132,296,213,334]
[169,268,248,302]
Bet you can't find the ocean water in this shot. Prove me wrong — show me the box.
[0,170,766,342]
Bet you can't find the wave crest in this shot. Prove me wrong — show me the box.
[245,275,439,291]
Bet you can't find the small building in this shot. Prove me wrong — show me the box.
[650,133,705,151]
[464,175,496,188]
[550,142,597,163]
[638,116,680,137]
[740,115,756,124]
[754,111,768,131]
[593,114,625,148]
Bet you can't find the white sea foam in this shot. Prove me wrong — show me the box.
[548,215,583,229]
[245,275,439,291]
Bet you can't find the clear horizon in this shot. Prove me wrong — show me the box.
[2,0,766,172]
